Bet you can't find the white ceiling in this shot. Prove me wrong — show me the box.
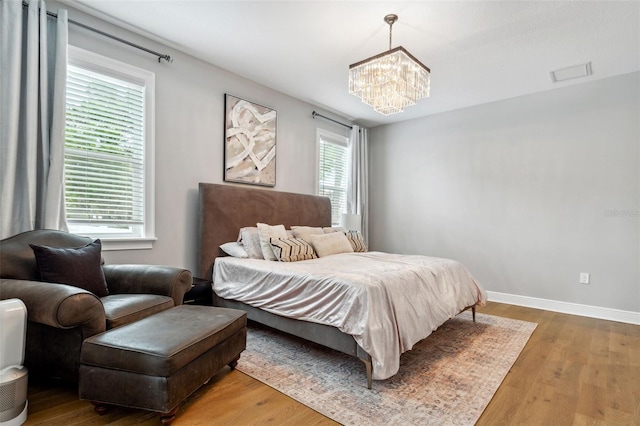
[64,0,640,128]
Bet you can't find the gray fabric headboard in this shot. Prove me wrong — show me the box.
[198,183,332,279]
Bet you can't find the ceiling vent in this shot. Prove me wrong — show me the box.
[550,62,593,83]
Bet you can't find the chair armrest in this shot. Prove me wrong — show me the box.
[0,278,106,338]
[102,264,193,306]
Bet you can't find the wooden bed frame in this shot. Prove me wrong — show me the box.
[197,182,475,389]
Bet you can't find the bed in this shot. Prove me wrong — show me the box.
[198,183,486,388]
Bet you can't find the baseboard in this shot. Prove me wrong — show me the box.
[487,291,640,325]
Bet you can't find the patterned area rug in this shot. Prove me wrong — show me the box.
[236,313,537,426]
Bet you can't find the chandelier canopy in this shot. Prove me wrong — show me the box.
[348,14,431,116]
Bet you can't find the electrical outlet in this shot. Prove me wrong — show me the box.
[579,273,590,284]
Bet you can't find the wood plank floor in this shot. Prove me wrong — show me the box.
[22,302,640,425]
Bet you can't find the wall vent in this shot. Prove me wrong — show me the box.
[550,62,592,82]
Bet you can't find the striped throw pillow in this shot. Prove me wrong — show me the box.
[346,231,367,252]
[270,237,318,262]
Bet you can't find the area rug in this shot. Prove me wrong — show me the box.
[236,313,537,426]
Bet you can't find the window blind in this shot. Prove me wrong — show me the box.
[318,137,349,226]
[64,64,145,225]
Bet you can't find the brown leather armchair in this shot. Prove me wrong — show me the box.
[0,230,193,383]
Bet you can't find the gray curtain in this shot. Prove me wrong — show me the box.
[1,0,68,239]
[347,125,369,243]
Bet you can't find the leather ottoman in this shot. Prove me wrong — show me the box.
[79,305,246,424]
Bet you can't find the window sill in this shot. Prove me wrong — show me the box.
[100,237,157,251]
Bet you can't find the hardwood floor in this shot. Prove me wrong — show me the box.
[23,302,640,425]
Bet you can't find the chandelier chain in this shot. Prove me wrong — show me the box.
[385,14,397,50]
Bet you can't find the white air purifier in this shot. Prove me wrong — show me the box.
[0,299,28,426]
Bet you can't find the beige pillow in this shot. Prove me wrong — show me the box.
[257,223,288,261]
[310,232,354,257]
[291,226,324,243]
[270,238,318,262]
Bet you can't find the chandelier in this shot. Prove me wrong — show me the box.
[349,14,431,115]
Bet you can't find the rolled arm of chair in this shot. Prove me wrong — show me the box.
[0,278,106,338]
[102,264,193,306]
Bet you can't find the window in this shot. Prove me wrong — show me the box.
[64,46,155,249]
[316,129,350,226]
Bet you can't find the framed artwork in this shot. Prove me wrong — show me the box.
[224,94,277,186]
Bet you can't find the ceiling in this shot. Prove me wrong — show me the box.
[63,0,640,128]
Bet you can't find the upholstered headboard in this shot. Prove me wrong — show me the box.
[198,183,332,279]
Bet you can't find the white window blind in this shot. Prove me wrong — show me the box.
[63,46,155,248]
[317,130,349,226]
[65,64,145,226]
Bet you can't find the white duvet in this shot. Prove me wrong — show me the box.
[213,251,487,380]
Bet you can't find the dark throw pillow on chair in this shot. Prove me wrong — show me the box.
[30,239,109,297]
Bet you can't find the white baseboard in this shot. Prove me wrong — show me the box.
[487,291,640,325]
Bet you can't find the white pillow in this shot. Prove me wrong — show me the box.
[219,242,249,258]
[291,226,324,243]
[237,227,264,259]
[310,232,354,257]
[323,226,347,234]
[257,223,288,261]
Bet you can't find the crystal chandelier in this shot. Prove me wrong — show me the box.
[349,14,431,115]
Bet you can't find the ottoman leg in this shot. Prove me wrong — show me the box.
[91,401,110,415]
[228,355,240,370]
[160,405,179,425]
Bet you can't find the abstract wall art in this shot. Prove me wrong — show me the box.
[224,94,277,186]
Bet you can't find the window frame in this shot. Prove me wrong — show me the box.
[65,46,156,250]
[315,128,350,226]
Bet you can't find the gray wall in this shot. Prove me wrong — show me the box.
[59,3,351,274]
[369,72,640,312]
[47,3,640,312]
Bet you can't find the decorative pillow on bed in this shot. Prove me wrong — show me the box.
[322,226,347,234]
[291,226,324,244]
[257,223,288,261]
[270,237,318,262]
[309,232,354,257]
[237,227,264,259]
[219,242,249,258]
[346,231,368,252]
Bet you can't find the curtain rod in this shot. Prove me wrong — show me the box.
[312,111,352,129]
[22,1,173,63]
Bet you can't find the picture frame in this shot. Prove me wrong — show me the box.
[224,94,277,187]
